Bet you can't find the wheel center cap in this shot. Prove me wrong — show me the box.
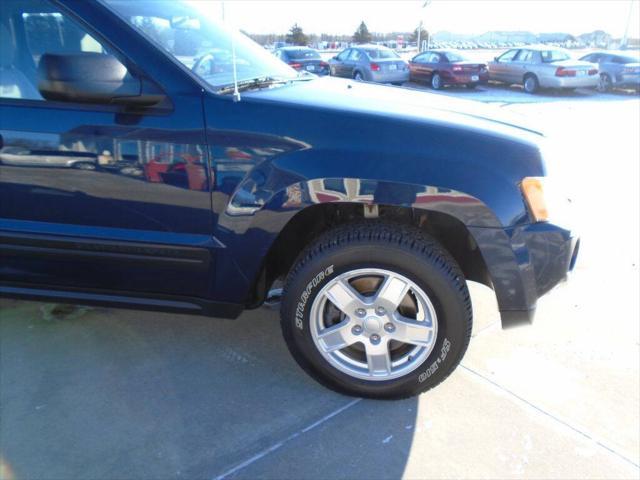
[363,317,382,334]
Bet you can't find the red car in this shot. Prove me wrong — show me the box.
[409,50,488,89]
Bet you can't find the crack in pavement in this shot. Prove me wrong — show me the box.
[212,398,363,480]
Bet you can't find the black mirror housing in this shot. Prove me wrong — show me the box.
[38,53,164,107]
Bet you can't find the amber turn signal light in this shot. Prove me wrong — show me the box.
[521,177,549,222]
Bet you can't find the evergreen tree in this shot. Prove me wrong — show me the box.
[286,23,308,46]
[352,21,372,44]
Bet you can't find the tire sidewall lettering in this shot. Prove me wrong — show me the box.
[418,337,451,384]
[295,265,334,330]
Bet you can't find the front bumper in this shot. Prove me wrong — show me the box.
[469,222,579,328]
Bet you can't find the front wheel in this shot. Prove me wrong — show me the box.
[280,222,472,399]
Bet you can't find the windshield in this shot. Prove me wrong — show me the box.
[363,48,400,60]
[540,50,571,63]
[103,0,297,90]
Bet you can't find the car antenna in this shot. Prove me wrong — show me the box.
[223,2,241,102]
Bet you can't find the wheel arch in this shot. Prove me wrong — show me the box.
[248,201,493,308]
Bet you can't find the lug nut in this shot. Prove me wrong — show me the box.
[375,306,386,316]
[370,334,381,345]
[355,308,366,317]
[352,325,363,335]
[384,323,395,333]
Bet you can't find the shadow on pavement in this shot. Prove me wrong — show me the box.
[0,299,418,479]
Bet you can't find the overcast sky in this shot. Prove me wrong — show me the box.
[206,0,639,38]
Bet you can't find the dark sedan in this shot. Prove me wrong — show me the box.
[274,47,329,76]
[409,50,488,89]
[580,51,640,92]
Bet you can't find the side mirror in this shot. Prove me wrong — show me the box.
[331,56,338,61]
[494,56,499,62]
[38,53,165,107]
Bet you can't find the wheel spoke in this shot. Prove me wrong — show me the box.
[325,280,365,316]
[392,314,435,347]
[317,320,357,353]
[375,275,410,311]
[365,341,392,376]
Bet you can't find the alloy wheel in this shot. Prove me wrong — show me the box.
[309,268,438,381]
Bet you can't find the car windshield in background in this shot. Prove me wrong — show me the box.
[287,49,321,60]
[444,52,466,62]
[541,50,571,62]
[364,48,400,59]
[103,0,297,90]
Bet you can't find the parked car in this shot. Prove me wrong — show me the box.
[0,0,578,399]
[409,50,488,89]
[488,46,598,93]
[579,51,640,92]
[0,146,97,169]
[274,47,329,76]
[329,45,409,84]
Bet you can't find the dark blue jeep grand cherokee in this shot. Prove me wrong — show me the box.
[0,0,578,398]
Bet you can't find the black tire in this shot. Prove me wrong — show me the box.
[597,73,612,93]
[523,74,539,94]
[353,71,364,81]
[431,73,442,90]
[280,222,472,399]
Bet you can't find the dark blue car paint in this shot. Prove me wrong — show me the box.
[0,0,577,327]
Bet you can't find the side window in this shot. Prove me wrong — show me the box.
[1,0,121,102]
[413,53,428,63]
[428,53,441,63]
[498,49,519,63]
[515,50,532,62]
[349,50,361,61]
[336,49,350,61]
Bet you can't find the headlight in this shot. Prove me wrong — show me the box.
[521,177,549,222]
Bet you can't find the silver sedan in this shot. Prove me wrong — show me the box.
[329,45,409,85]
[488,46,598,93]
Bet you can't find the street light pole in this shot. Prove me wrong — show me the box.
[621,0,635,49]
[417,0,432,52]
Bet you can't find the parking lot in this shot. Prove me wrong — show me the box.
[1,81,639,479]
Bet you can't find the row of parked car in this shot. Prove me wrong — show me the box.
[274,45,640,94]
